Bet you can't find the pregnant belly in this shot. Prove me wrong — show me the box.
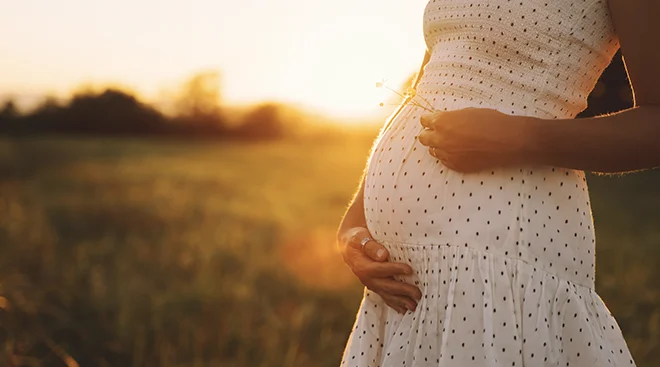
[363,105,596,274]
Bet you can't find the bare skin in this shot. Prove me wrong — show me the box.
[336,177,422,314]
[339,0,660,312]
[418,0,660,174]
[336,52,430,313]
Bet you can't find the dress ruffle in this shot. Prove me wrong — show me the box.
[341,241,635,366]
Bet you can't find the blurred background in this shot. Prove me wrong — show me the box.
[0,1,658,366]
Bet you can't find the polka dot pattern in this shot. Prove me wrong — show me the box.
[417,0,621,119]
[341,0,635,366]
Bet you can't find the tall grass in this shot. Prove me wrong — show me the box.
[0,136,657,366]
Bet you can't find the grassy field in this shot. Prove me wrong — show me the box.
[0,135,658,367]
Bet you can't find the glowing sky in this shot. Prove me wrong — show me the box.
[0,0,428,118]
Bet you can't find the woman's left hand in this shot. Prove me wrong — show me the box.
[417,107,531,173]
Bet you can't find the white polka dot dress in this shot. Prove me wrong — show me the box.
[340,0,636,366]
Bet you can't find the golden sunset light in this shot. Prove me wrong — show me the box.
[0,0,428,119]
[0,0,656,366]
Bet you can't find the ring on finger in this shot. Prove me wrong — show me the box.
[360,236,373,249]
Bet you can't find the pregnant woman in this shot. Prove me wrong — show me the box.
[337,0,660,366]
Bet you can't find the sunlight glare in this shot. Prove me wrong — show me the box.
[0,0,429,120]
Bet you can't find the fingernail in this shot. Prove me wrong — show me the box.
[376,249,385,259]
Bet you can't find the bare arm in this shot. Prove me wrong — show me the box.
[416,3,660,174]
[336,52,431,312]
[522,106,660,173]
[336,173,368,247]
[520,0,660,173]
[335,171,421,314]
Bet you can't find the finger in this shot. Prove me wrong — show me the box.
[416,128,434,147]
[430,148,459,170]
[389,304,407,314]
[345,228,371,251]
[383,298,408,314]
[380,293,412,313]
[372,277,423,301]
[358,261,413,279]
[381,296,407,314]
[419,114,435,129]
[362,239,389,262]
[342,243,371,272]
[428,146,445,160]
[442,159,459,171]
[429,146,453,166]
[380,292,418,312]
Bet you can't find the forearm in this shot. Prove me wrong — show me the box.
[522,105,660,173]
[336,174,369,245]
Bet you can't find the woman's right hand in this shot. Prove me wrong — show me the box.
[338,227,422,314]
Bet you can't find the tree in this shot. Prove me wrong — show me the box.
[236,103,287,140]
[175,71,223,119]
[32,97,61,116]
[54,88,165,134]
[0,100,19,120]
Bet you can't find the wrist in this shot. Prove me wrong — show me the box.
[514,114,543,165]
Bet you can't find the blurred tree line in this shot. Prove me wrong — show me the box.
[0,50,656,367]
[0,71,309,141]
[0,50,635,141]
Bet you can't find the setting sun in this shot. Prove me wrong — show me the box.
[0,0,428,119]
